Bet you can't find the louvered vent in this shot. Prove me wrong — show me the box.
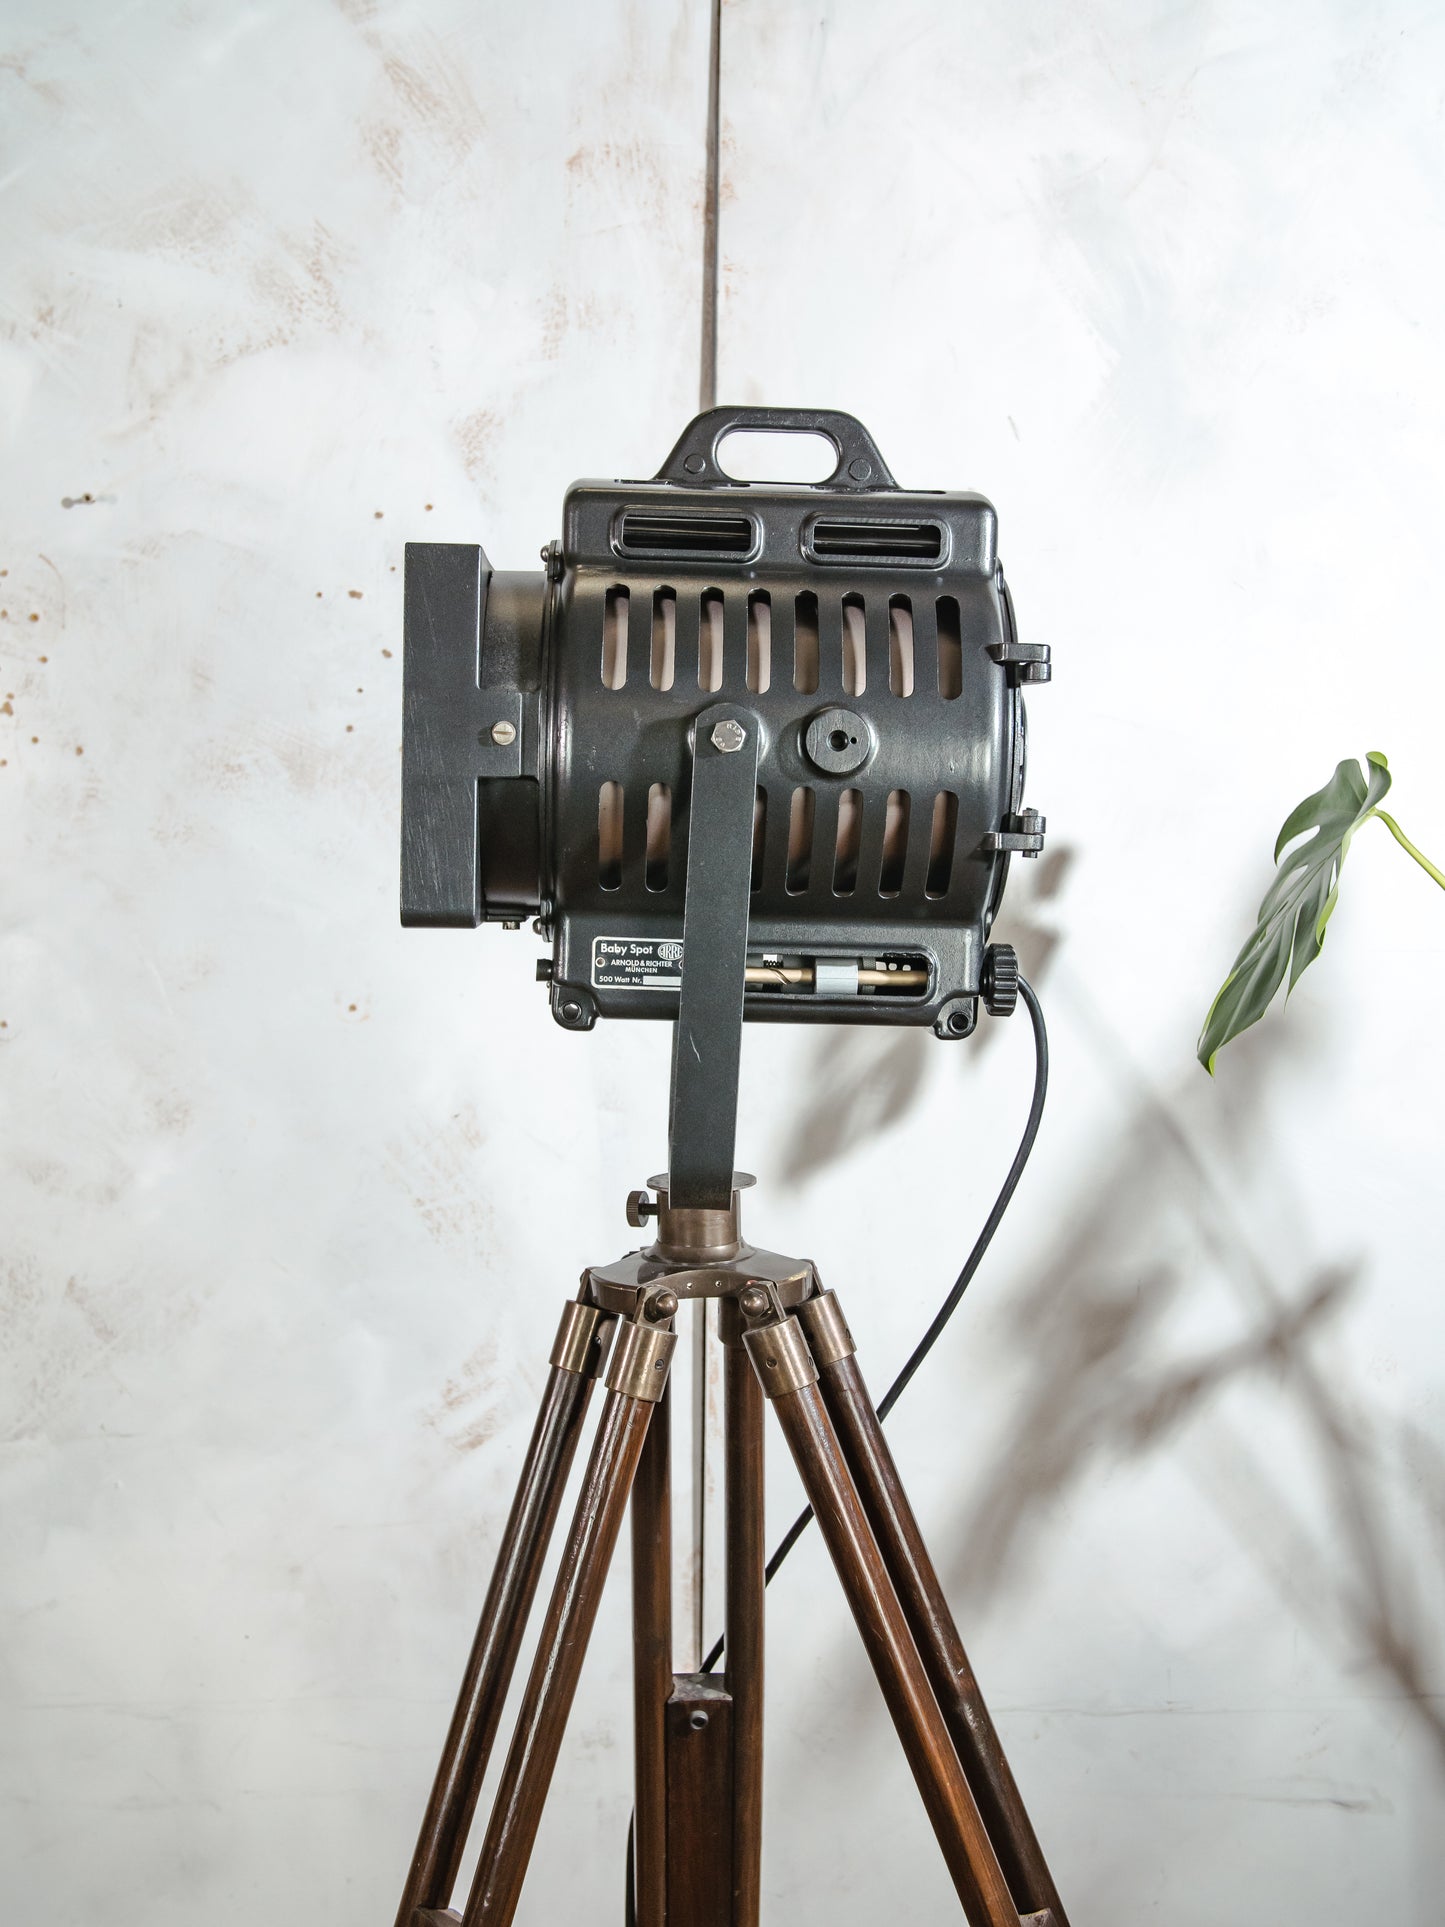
[617,509,757,559]
[806,518,946,565]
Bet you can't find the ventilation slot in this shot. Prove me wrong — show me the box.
[786,787,815,893]
[926,792,958,897]
[880,790,909,895]
[618,510,757,558]
[645,783,670,891]
[794,591,819,694]
[699,589,724,692]
[598,782,623,890]
[601,586,628,689]
[751,787,767,892]
[808,519,945,564]
[937,596,962,700]
[833,788,862,894]
[841,593,865,696]
[747,592,771,693]
[888,596,913,697]
[650,588,676,690]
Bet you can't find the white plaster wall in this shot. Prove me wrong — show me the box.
[3,4,1443,1924]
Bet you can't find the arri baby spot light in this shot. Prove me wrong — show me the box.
[393,408,1067,1927]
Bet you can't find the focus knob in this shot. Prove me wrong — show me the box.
[981,944,1019,1018]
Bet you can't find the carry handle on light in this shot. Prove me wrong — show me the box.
[654,404,899,491]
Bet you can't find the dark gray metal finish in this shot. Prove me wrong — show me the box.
[399,409,1047,1035]
[656,405,897,490]
[803,706,873,776]
[667,704,761,1209]
[401,545,546,927]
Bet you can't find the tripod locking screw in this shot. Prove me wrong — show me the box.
[644,1289,680,1322]
[626,1189,659,1228]
[738,1283,771,1320]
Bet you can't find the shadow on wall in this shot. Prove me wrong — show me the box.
[774,847,1075,1187]
[769,842,1445,1800]
[941,994,1445,1773]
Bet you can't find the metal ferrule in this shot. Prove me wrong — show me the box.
[795,1291,856,1371]
[549,1301,614,1378]
[606,1319,677,1402]
[743,1318,819,1398]
[651,1197,743,1263]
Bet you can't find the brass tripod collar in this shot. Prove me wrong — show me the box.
[742,1317,819,1398]
[795,1290,856,1370]
[584,1244,814,1320]
[605,1312,677,1402]
[548,1300,615,1378]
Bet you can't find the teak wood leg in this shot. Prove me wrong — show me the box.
[463,1312,677,1927]
[393,1300,615,1927]
[631,1378,672,1927]
[724,1338,765,1927]
[798,1291,1069,1927]
[743,1312,1019,1927]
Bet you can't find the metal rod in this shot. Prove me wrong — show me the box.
[724,1341,765,1927]
[631,1381,673,1927]
[690,1299,709,1668]
[464,1385,662,1927]
[815,1333,1069,1924]
[756,1363,1019,1927]
[699,0,721,413]
[393,1349,601,1924]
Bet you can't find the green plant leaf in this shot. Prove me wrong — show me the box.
[1197,752,1392,1073]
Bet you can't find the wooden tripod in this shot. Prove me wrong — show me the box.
[390,1178,1068,1927]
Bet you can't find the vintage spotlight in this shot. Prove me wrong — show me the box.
[401,404,1048,1048]
[391,409,1069,1927]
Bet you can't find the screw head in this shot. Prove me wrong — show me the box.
[490,719,517,747]
[689,1709,710,1730]
[646,1289,680,1322]
[683,452,707,475]
[738,1283,770,1319]
[847,456,873,481]
[710,718,746,754]
[626,1189,658,1229]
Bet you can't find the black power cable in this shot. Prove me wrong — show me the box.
[624,979,1049,1914]
[701,974,1048,1672]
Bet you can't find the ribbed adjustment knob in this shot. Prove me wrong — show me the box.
[981,943,1020,1017]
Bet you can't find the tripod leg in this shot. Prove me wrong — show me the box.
[797,1294,1069,1927]
[394,1299,615,1927]
[631,1378,672,1927]
[724,1336,765,1927]
[463,1309,678,1927]
[743,1313,1018,1927]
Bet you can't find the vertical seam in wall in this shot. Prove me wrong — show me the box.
[699,0,722,412]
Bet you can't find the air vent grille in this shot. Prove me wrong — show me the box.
[807,519,946,565]
[618,510,757,559]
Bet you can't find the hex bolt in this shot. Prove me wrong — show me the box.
[490,720,517,747]
[738,1283,770,1320]
[645,1289,680,1323]
[710,718,746,754]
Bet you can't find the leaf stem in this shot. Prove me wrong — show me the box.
[1372,809,1445,891]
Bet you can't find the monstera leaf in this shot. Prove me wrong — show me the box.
[1199,752,1444,1073]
